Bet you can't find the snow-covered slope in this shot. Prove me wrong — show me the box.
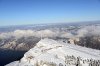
[6,38,100,66]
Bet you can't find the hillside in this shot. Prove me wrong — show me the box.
[6,38,100,66]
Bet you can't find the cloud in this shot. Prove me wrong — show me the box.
[77,25,100,37]
[13,30,36,38]
[60,32,74,38]
[35,29,57,38]
[0,29,74,39]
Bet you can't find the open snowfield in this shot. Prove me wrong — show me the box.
[6,38,100,66]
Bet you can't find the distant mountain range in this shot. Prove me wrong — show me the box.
[0,21,100,32]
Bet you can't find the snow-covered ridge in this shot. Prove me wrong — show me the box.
[6,38,100,66]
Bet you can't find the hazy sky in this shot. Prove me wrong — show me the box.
[0,0,100,26]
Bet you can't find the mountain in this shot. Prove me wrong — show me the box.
[0,37,40,51]
[6,38,100,66]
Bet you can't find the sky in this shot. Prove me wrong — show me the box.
[0,0,100,26]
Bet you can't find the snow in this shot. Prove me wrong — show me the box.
[5,38,100,66]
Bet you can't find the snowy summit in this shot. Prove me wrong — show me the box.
[6,38,100,66]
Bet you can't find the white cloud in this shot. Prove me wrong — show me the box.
[77,25,100,37]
